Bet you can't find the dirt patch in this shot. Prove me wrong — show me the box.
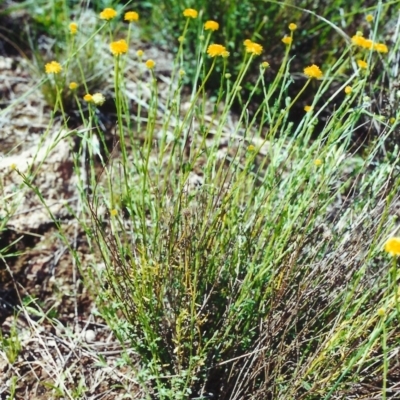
[0,47,140,399]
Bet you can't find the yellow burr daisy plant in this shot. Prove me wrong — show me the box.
[261,61,270,69]
[282,36,292,45]
[384,237,400,256]
[183,8,198,18]
[124,11,139,22]
[204,20,219,31]
[110,39,128,56]
[207,44,227,57]
[244,40,263,56]
[69,22,78,35]
[357,60,368,69]
[344,86,352,95]
[100,8,117,21]
[83,94,93,102]
[145,59,155,69]
[45,61,62,74]
[303,64,323,79]
[366,14,374,22]
[374,43,388,53]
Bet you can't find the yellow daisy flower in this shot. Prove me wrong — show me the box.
[282,36,293,45]
[384,237,400,256]
[100,8,117,20]
[183,8,198,18]
[69,22,78,35]
[377,308,385,317]
[207,44,227,57]
[110,39,128,56]
[357,59,368,69]
[145,59,155,69]
[204,20,219,31]
[45,61,62,74]
[351,34,373,50]
[84,94,93,102]
[344,86,352,94]
[69,82,78,90]
[289,23,297,31]
[124,11,139,22]
[244,40,263,56]
[304,64,323,79]
[374,43,388,53]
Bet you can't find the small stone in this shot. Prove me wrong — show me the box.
[85,329,96,343]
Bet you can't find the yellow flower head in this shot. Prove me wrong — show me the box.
[92,93,105,106]
[183,8,198,18]
[304,105,313,112]
[248,144,256,152]
[245,40,263,56]
[282,36,292,45]
[289,23,297,31]
[84,94,93,102]
[377,308,385,317]
[357,59,368,69]
[204,20,219,31]
[363,39,373,50]
[136,49,144,57]
[261,61,270,68]
[124,11,139,22]
[304,64,323,79]
[314,158,323,166]
[110,208,118,217]
[344,85,352,94]
[69,22,78,35]
[384,237,400,256]
[366,14,374,22]
[351,34,365,47]
[110,39,128,56]
[145,59,155,69]
[207,44,227,57]
[45,61,62,74]
[374,42,388,53]
[69,82,78,90]
[222,50,230,58]
[351,34,373,50]
[100,8,117,20]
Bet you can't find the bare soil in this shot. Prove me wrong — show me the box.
[0,48,141,400]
